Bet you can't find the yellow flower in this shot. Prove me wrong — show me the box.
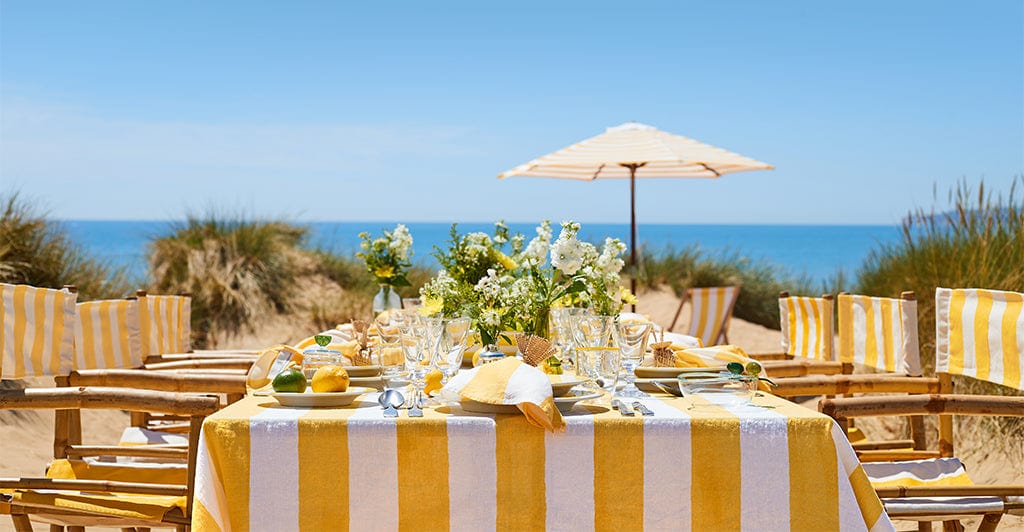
[374,264,396,279]
[620,287,638,305]
[419,296,443,317]
[496,251,517,271]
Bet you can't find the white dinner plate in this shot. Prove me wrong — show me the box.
[272,387,375,408]
[634,366,726,379]
[554,390,603,413]
[343,365,381,377]
[550,379,587,397]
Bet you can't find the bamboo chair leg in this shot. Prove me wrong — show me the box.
[977,514,1002,532]
[12,513,33,532]
[918,522,932,532]
[68,527,85,532]
[51,525,66,532]
[941,520,964,532]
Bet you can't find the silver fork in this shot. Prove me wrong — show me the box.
[612,399,635,416]
[408,393,423,417]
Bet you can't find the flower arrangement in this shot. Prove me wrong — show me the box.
[356,224,414,303]
[420,220,634,346]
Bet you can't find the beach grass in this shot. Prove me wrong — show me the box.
[856,177,1023,434]
[637,244,817,329]
[0,192,132,300]
[149,213,309,348]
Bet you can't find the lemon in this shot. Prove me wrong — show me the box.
[311,365,350,393]
[744,361,763,376]
[472,351,482,367]
[272,368,307,393]
[424,369,443,396]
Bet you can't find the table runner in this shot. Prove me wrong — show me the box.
[192,393,892,531]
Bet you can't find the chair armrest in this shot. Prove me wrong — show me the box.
[821,394,1024,420]
[144,358,254,371]
[747,352,792,361]
[0,478,186,496]
[771,375,940,397]
[67,369,247,394]
[0,387,219,416]
[763,360,844,378]
[875,485,1024,498]
[64,445,188,460]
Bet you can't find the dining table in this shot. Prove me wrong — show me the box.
[191,390,893,531]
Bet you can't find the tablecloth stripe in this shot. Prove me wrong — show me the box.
[496,414,546,530]
[347,401,400,530]
[447,416,497,532]
[250,407,305,530]
[298,408,350,531]
[594,416,644,531]
[686,401,742,530]
[397,408,450,530]
[545,415,594,532]
[642,399,691,532]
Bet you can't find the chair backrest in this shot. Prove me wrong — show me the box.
[74,298,143,370]
[137,292,192,356]
[1,283,78,379]
[837,292,921,376]
[779,293,835,361]
[935,287,1023,391]
[685,286,741,346]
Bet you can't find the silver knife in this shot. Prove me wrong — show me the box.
[632,401,654,416]
[612,399,634,416]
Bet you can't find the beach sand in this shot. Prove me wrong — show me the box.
[0,288,1020,530]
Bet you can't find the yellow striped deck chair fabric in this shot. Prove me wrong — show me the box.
[935,287,1023,391]
[1,283,77,379]
[838,294,922,376]
[138,294,192,356]
[685,286,740,346]
[779,295,834,360]
[74,299,143,370]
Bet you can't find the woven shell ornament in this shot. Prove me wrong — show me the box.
[515,333,558,367]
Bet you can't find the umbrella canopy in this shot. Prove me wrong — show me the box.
[498,121,774,309]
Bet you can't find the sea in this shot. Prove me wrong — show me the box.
[62,221,903,286]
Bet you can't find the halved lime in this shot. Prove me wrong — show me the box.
[314,334,332,347]
[726,362,744,375]
[745,361,763,376]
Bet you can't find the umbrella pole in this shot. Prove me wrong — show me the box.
[629,165,637,312]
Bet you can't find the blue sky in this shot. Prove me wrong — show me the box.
[1,1,1021,224]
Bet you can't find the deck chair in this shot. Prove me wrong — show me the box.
[136,290,261,364]
[757,292,845,377]
[0,283,221,529]
[668,285,741,345]
[821,287,1024,531]
[66,293,245,444]
[773,291,940,451]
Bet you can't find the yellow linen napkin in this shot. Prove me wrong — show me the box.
[674,345,752,368]
[440,357,565,432]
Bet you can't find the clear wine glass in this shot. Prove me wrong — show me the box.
[374,313,405,378]
[433,317,471,382]
[613,319,653,398]
[401,316,441,408]
[570,314,613,385]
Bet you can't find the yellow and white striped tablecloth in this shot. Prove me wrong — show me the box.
[192,393,892,532]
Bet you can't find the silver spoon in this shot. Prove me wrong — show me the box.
[379,389,404,418]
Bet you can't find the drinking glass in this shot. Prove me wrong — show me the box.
[549,307,584,371]
[613,319,653,397]
[570,314,613,382]
[374,313,405,378]
[592,347,622,393]
[433,317,471,382]
[399,316,441,408]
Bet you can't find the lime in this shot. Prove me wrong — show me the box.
[272,367,307,393]
[314,334,332,347]
[744,361,763,376]
[726,362,744,375]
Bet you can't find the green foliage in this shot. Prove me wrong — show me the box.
[0,192,131,300]
[148,213,308,348]
[637,244,816,329]
[856,178,1024,375]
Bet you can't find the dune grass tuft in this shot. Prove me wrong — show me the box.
[0,192,132,300]
[637,244,816,329]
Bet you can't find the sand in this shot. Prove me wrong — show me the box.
[1,287,1020,530]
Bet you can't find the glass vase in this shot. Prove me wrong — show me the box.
[372,284,402,315]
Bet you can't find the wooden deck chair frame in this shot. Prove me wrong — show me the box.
[818,287,1024,530]
[668,285,741,345]
[771,291,936,451]
[0,387,218,531]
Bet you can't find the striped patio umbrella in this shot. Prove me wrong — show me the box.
[498,121,773,310]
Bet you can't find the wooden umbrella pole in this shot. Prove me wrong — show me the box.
[630,167,637,311]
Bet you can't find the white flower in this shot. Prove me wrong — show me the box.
[521,220,552,266]
[596,237,626,275]
[388,224,413,260]
[480,309,502,328]
[551,234,585,275]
